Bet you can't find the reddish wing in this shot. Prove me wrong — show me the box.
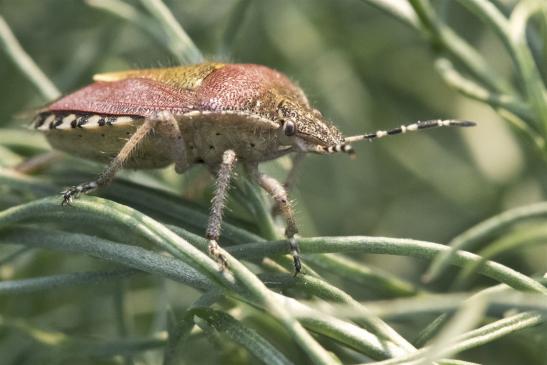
[47,78,196,118]
[196,64,309,113]
[46,64,309,121]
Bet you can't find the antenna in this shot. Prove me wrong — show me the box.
[324,119,475,158]
[344,119,476,144]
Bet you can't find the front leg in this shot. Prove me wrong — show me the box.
[283,152,305,191]
[272,152,305,217]
[246,163,302,275]
[206,150,237,269]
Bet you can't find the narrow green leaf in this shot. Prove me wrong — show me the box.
[454,225,547,287]
[425,202,547,283]
[0,15,60,100]
[194,308,295,365]
[0,316,166,357]
[139,0,203,64]
[0,269,138,295]
[229,237,547,294]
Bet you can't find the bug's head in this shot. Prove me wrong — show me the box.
[276,99,355,156]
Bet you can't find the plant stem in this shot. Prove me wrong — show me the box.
[0,15,60,100]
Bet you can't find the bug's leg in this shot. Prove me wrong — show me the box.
[160,113,189,173]
[272,152,305,217]
[206,149,237,269]
[283,152,305,191]
[61,118,157,205]
[13,151,63,174]
[247,164,302,275]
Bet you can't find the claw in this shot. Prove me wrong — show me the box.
[288,237,302,276]
[59,181,97,206]
[292,255,302,277]
[60,186,79,206]
[208,239,228,271]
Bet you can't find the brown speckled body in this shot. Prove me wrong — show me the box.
[31,62,473,275]
[36,63,344,169]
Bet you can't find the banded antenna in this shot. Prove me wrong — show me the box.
[327,119,476,156]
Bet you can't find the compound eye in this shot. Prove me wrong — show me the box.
[282,120,296,136]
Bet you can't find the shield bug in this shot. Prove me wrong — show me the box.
[32,62,475,274]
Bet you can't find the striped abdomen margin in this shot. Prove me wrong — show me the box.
[33,112,142,131]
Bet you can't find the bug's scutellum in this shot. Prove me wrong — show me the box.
[32,63,475,274]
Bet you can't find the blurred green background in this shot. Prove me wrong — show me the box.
[2,0,545,276]
[1,0,546,364]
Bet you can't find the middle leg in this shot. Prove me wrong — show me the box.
[206,149,237,269]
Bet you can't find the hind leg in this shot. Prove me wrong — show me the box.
[61,112,187,205]
[61,117,157,205]
[62,112,190,204]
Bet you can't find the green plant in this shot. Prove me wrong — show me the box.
[1,1,546,364]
